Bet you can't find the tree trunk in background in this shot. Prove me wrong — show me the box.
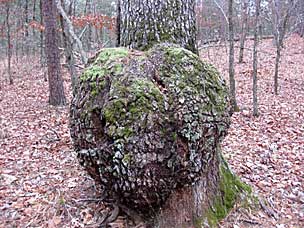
[228,0,238,112]
[253,0,261,117]
[298,1,304,37]
[271,1,293,95]
[59,0,77,91]
[6,2,13,85]
[42,0,66,106]
[117,0,198,54]
[25,0,30,56]
[116,0,121,47]
[239,0,249,63]
[84,0,92,51]
[40,0,44,68]
[274,46,281,95]
[32,0,37,54]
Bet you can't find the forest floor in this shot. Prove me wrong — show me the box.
[0,35,303,228]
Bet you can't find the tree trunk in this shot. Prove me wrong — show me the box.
[25,0,30,56]
[42,0,66,106]
[97,0,253,227]
[228,0,238,112]
[253,0,261,117]
[271,1,293,95]
[40,0,44,67]
[56,0,88,65]
[32,0,37,54]
[6,2,13,85]
[117,0,198,54]
[274,46,281,95]
[59,0,77,91]
[239,0,249,63]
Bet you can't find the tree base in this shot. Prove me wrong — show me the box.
[149,151,257,228]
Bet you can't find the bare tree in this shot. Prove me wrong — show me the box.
[56,0,88,65]
[239,0,249,63]
[6,1,13,85]
[58,0,77,90]
[297,1,304,37]
[253,0,261,117]
[228,0,238,111]
[43,0,66,106]
[269,0,296,95]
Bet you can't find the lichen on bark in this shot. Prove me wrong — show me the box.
[70,43,232,220]
[118,0,198,54]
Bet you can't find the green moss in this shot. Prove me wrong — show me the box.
[95,48,129,64]
[103,78,164,140]
[202,158,252,227]
[122,153,132,165]
[81,66,105,82]
[172,132,177,141]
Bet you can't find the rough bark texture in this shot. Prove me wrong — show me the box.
[252,0,261,117]
[70,0,254,227]
[69,45,253,227]
[6,2,13,85]
[43,0,66,106]
[58,0,77,91]
[228,0,238,112]
[117,0,198,54]
[239,0,249,63]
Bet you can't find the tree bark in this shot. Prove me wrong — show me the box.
[59,0,77,91]
[42,0,66,106]
[117,0,198,54]
[228,0,238,112]
[6,2,13,85]
[253,0,261,117]
[40,0,44,68]
[56,0,88,65]
[110,0,252,227]
[271,1,294,95]
[84,0,92,51]
[239,0,249,63]
[25,0,30,56]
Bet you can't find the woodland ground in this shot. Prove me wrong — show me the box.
[0,35,303,227]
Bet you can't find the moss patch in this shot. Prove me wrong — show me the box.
[198,158,253,227]
[94,48,129,64]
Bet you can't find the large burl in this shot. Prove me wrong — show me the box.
[70,44,231,216]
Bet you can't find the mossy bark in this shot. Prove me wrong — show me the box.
[70,1,254,226]
[70,45,255,227]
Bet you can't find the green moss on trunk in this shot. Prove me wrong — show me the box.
[194,156,254,228]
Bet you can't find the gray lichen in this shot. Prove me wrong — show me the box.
[70,43,231,216]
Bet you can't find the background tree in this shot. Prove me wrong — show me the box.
[5,0,13,85]
[228,0,238,112]
[266,0,296,95]
[42,0,66,105]
[239,0,249,63]
[253,0,261,117]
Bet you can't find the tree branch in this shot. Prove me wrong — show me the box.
[56,0,88,65]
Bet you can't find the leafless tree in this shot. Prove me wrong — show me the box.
[43,0,66,105]
[267,0,297,94]
[5,1,13,85]
[228,0,238,111]
[239,0,249,63]
[253,0,261,117]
